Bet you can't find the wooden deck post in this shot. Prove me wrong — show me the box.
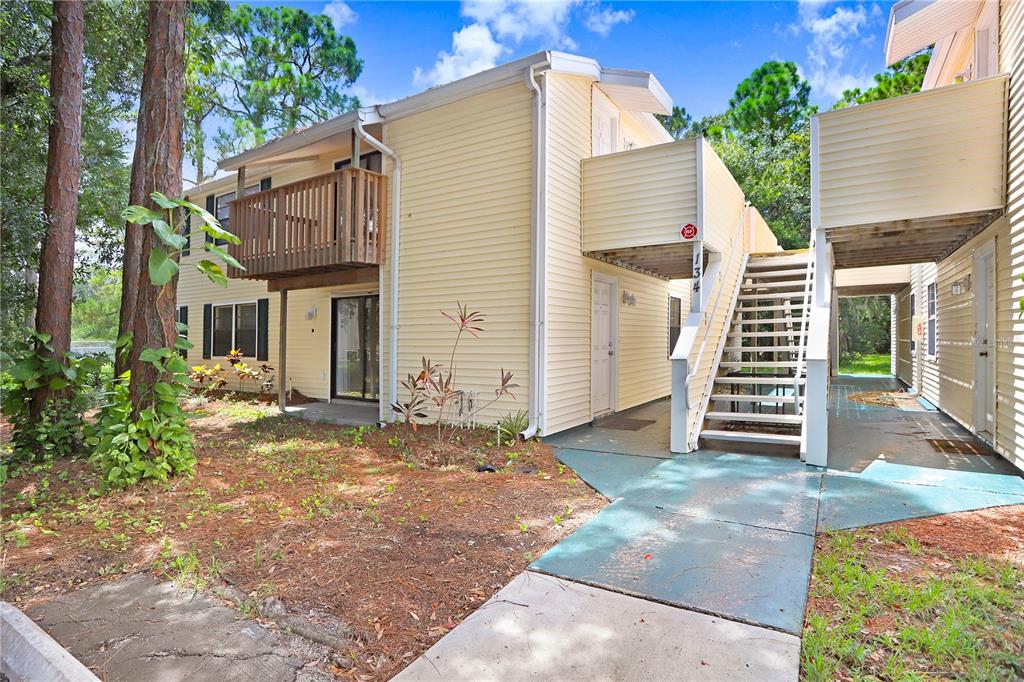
[278,288,288,412]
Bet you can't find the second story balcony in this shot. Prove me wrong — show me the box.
[814,75,1008,268]
[228,166,387,281]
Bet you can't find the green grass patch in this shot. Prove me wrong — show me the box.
[802,529,1024,681]
[838,353,891,375]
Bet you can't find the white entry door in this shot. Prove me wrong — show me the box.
[973,242,996,439]
[591,275,616,416]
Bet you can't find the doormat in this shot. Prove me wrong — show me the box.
[597,416,656,431]
[846,391,923,411]
[926,438,987,456]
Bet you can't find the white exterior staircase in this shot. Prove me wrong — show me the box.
[696,251,815,450]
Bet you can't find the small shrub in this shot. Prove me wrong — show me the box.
[497,410,529,444]
[1,330,104,463]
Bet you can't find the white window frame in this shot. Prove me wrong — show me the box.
[926,281,937,358]
[211,300,259,358]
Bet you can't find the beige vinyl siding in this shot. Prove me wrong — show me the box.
[816,75,1008,229]
[895,285,913,385]
[382,84,532,426]
[834,265,912,291]
[581,138,698,253]
[545,73,689,434]
[177,252,378,400]
[998,0,1024,471]
[699,140,747,255]
[748,207,780,253]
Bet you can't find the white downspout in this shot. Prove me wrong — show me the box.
[354,111,401,423]
[519,56,550,440]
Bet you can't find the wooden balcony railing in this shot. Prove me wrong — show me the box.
[228,167,387,280]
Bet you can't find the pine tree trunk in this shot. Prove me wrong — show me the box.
[116,0,186,407]
[31,0,85,419]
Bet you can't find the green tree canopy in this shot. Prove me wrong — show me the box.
[656,105,693,141]
[728,61,812,136]
[834,51,931,108]
[0,0,145,344]
[212,5,363,156]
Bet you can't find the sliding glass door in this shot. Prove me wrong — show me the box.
[332,295,379,400]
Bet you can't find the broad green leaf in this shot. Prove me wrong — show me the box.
[196,259,229,287]
[175,321,188,334]
[49,377,68,390]
[148,247,179,286]
[204,242,244,270]
[199,221,240,246]
[152,219,187,250]
[123,205,162,225]
[150,191,180,210]
[9,358,39,381]
[139,348,170,364]
[174,336,193,350]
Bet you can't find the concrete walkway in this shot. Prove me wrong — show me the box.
[401,376,1024,681]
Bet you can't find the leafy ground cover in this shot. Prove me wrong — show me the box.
[802,506,1024,680]
[838,353,891,376]
[1,397,605,680]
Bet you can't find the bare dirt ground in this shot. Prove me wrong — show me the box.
[1,399,605,680]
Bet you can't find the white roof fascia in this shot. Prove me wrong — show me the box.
[884,0,982,65]
[597,67,673,115]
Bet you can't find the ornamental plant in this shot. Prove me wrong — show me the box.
[1,330,104,465]
[88,192,241,487]
[391,303,518,444]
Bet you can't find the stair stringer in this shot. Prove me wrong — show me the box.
[688,253,749,450]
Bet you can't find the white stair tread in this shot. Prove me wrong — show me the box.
[736,304,809,313]
[700,429,802,446]
[715,376,806,385]
[738,292,811,301]
[736,317,806,325]
[742,279,807,289]
[720,361,803,368]
[744,268,809,279]
[705,411,803,425]
[729,331,803,338]
[747,255,811,268]
[724,345,800,352]
[711,394,796,404]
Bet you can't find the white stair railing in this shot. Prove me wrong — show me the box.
[792,229,817,414]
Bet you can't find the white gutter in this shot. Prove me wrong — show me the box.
[353,111,401,423]
[519,56,550,440]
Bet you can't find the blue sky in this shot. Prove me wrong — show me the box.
[300,0,893,116]
[189,1,894,181]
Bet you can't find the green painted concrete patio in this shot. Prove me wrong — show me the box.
[532,376,1024,635]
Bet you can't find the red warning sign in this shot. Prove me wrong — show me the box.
[680,223,697,240]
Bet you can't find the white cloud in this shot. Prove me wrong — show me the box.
[583,6,635,37]
[463,0,579,47]
[793,1,878,100]
[323,0,357,32]
[413,23,507,87]
[414,1,635,88]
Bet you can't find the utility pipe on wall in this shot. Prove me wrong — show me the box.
[353,112,401,423]
[519,56,550,440]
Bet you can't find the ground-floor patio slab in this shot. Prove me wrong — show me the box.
[544,400,674,458]
[553,448,664,499]
[530,499,815,634]
[283,399,378,427]
[394,571,800,682]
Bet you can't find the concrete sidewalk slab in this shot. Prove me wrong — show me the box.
[624,453,822,535]
[27,574,335,682]
[553,448,664,498]
[819,473,1024,530]
[529,502,815,634]
[395,571,800,682]
[544,400,673,458]
[832,460,1024,496]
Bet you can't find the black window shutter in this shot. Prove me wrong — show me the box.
[182,211,191,256]
[259,177,272,192]
[205,195,215,244]
[178,306,189,358]
[256,298,269,361]
[202,304,212,359]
